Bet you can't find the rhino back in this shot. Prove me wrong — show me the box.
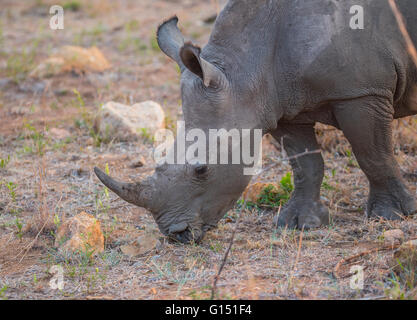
[275,0,416,115]
[205,0,417,120]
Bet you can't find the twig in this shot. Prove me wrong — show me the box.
[333,236,417,279]
[210,210,241,299]
[15,163,63,263]
[288,226,304,289]
[16,214,52,263]
[271,149,322,164]
[254,149,321,182]
[388,0,417,68]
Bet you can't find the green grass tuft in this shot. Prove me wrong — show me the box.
[257,172,294,208]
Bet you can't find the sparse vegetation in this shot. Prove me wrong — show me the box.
[118,19,148,54]
[15,217,23,240]
[22,123,48,156]
[0,155,10,169]
[0,285,8,300]
[256,172,294,208]
[138,127,155,144]
[6,181,17,204]
[72,89,109,147]
[62,1,81,12]
[5,38,39,82]
[0,0,416,301]
[150,35,160,52]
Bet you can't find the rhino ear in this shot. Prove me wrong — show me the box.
[157,16,185,70]
[180,43,227,87]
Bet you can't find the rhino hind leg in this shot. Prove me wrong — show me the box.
[271,124,330,229]
[333,97,417,220]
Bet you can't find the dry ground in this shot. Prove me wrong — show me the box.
[0,0,416,300]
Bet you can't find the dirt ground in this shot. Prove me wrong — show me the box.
[0,0,416,300]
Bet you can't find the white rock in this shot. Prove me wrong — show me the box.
[96,101,165,141]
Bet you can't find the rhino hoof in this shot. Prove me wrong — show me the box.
[273,200,330,230]
[366,192,417,220]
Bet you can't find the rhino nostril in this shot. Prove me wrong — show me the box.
[171,228,192,243]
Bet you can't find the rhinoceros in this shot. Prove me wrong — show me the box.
[95,0,417,243]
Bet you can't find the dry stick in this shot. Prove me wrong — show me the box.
[333,236,417,279]
[259,149,321,180]
[388,0,417,68]
[210,211,241,300]
[16,214,52,263]
[270,149,321,164]
[16,163,62,263]
[288,226,304,289]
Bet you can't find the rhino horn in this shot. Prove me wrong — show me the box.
[94,167,155,210]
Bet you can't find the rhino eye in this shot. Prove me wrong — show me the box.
[194,165,208,176]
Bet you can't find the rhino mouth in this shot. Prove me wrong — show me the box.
[169,227,204,244]
[165,220,209,243]
[167,205,235,243]
[170,228,194,243]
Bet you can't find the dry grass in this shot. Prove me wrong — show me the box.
[0,0,416,300]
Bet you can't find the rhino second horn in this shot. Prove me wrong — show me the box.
[94,167,153,209]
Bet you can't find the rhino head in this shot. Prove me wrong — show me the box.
[94,17,266,243]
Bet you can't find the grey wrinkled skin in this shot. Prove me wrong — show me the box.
[95,0,417,243]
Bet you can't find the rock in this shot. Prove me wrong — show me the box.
[383,229,404,245]
[30,46,111,78]
[55,212,104,255]
[242,182,277,203]
[391,239,417,285]
[95,101,165,141]
[120,233,159,257]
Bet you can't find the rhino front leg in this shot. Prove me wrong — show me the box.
[271,124,330,229]
[333,97,417,220]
